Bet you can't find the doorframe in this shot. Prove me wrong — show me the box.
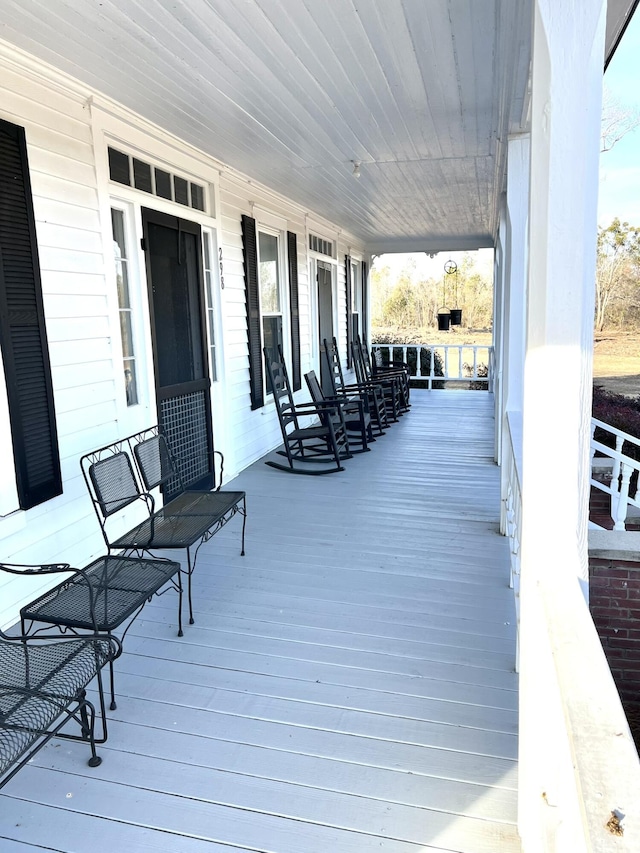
[92,108,227,450]
[141,206,214,491]
[309,255,338,378]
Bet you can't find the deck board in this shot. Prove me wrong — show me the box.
[0,391,520,852]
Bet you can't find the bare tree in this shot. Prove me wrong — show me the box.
[601,87,640,153]
[595,219,640,331]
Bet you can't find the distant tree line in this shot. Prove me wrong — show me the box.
[371,220,640,340]
[595,218,640,331]
[371,253,493,338]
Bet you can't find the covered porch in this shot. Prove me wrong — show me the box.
[0,392,519,853]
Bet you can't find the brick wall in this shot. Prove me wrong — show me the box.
[589,556,640,704]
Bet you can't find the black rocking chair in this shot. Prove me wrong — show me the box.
[305,369,372,453]
[351,339,404,421]
[323,337,388,436]
[264,347,351,474]
[361,335,411,407]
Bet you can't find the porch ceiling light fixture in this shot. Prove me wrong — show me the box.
[351,160,361,179]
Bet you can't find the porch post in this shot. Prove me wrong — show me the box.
[493,196,507,464]
[499,135,530,533]
[519,1,606,850]
[522,0,604,575]
[503,135,530,420]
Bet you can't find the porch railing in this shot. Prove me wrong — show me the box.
[372,343,494,390]
[591,417,640,531]
[502,411,522,642]
[503,411,640,852]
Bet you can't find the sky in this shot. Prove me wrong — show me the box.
[599,11,640,226]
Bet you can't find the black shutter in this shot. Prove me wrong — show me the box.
[287,231,301,391]
[361,260,368,343]
[241,214,264,409]
[0,119,62,509]
[345,255,352,367]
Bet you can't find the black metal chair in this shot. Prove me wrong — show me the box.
[324,337,388,435]
[0,598,120,789]
[305,369,372,453]
[81,431,246,633]
[264,346,350,474]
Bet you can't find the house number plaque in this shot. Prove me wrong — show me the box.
[219,246,225,289]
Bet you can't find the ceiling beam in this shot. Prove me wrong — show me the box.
[367,235,494,255]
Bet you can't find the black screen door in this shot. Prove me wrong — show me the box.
[318,262,334,395]
[142,208,213,494]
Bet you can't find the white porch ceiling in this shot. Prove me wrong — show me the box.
[0,1,632,253]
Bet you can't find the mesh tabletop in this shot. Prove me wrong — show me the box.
[165,489,244,519]
[110,510,219,550]
[0,636,112,775]
[21,556,180,632]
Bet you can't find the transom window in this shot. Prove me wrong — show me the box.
[309,233,334,258]
[108,146,206,212]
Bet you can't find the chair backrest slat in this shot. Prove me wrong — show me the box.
[351,339,368,385]
[305,370,324,407]
[89,452,141,518]
[134,434,176,492]
[264,347,299,434]
[323,338,345,395]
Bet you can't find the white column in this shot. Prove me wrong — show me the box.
[523,0,604,588]
[499,135,529,533]
[493,197,507,463]
[503,135,530,419]
[519,2,606,850]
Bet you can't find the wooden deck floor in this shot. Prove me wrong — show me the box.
[0,391,520,853]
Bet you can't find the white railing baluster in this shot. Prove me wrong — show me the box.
[370,342,494,391]
[591,417,640,532]
[614,462,632,531]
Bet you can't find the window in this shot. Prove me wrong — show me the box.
[351,260,361,342]
[202,231,218,382]
[241,215,300,408]
[111,208,139,406]
[0,118,62,509]
[258,230,283,392]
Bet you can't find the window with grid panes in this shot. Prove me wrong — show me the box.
[111,208,139,405]
[258,230,283,393]
[202,231,218,381]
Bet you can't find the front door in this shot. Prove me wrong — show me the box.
[142,207,213,495]
[317,261,334,395]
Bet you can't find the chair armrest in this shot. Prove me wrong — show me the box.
[293,401,342,413]
[0,562,71,576]
[322,395,365,416]
[0,631,123,661]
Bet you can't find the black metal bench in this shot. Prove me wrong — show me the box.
[80,426,246,630]
[0,613,120,790]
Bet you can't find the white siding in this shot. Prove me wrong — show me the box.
[219,173,364,476]
[0,46,366,627]
[0,56,118,626]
